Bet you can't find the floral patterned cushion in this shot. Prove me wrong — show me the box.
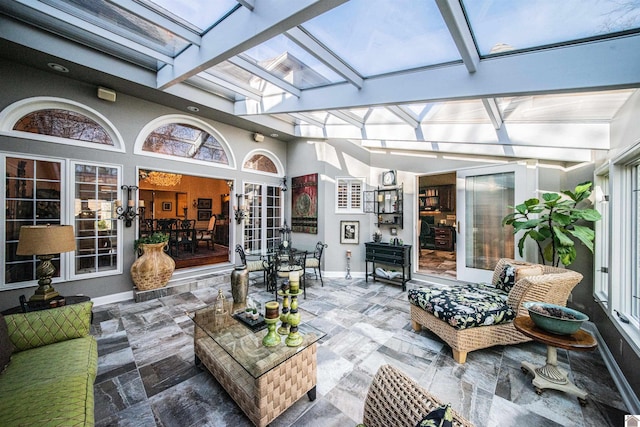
[494,262,543,293]
[408,284,515,330]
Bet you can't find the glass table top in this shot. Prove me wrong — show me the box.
[190,304,325,379]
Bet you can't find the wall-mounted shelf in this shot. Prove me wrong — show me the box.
[365,183,403,229]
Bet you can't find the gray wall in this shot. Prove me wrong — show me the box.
[0,59,286,310]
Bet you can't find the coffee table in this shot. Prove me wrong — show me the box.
[514,316,597,405]
[190,305,325,427]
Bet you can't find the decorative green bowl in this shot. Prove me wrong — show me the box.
[523,302,588,335]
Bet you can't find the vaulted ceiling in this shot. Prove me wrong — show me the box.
[1,0,639,162]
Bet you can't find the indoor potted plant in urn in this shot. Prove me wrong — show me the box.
[131,232,175,290]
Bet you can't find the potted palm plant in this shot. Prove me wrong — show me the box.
[502,181,601,267]
[131,232,175,290]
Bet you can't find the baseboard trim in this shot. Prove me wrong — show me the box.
[92,291,134,307]
[583,322,640,413]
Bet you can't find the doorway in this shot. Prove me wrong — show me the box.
[417,173,457,278]
[138,170,231,269]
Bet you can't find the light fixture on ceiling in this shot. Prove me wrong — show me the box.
[253,132,264,143]
[139,170,182,187]
[187,106,199,112]
[270,133,279,138]
[47,62,69,73]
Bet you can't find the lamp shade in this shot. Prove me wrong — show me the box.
[16,225,76,256]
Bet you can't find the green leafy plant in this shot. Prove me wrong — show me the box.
[134,232,169,252]
[502,182,601,267]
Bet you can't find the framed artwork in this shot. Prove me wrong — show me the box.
[162,202,172,211]
[197,198,212,209]
[340,220,359,244]
[291,173,318,234]
[198,210,212,221]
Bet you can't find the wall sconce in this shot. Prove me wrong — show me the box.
[280,176,288,192]
[234,194,249,224]
[226,179,234,190]
[116,185,145,227]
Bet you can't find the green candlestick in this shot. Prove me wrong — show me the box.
[285,290,303,347]
[262,317,281,347]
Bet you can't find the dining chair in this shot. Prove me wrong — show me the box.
[305,242,328,286]
[198,215,216,250]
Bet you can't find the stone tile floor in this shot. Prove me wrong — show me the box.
[92,276,628,426]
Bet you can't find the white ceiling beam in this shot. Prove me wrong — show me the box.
[110,0,201,45]
[235,0,255,12]
[228,56,301,97]
[481,98,503,130]
[329,110,364,128]
[254,34,640,114]
[191,73,262,101]
[290,112,326,128]
[12,0,175,64]
[385,106,420,128]
[157,0,348,89]
[285,27,364,89]
[435,0,479,73]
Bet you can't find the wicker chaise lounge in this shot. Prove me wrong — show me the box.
[409,258,583,364]
[359,364,474,427]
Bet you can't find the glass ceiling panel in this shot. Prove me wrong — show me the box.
[301,0,460,77]
[462,0,640,56]
[206,62,274,96]
[241,34,345,89]
[143,0,238,32]
[497,90,635,121]
[41,0,190,57]
[366,108,406,124]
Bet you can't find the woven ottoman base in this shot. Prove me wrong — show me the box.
[195,331,317,427]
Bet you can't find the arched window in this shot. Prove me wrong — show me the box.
[0,97,124,151]
[135,115,235,168]
[242,149,284,176]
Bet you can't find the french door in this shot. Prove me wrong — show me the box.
[242,183,283,253]
[456,163,530,283]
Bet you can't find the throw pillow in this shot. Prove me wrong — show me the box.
[0,314,14,373]
[495,261,543,293]
[416,404,453,427]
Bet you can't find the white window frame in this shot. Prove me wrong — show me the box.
[134,114,236,169]
[0,96,125,152]
[593,165,610,305]
[69,160,123,279]
[335,177,365,214]
[241,148,285,177]
[607,139,640,354]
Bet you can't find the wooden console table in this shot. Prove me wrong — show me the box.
[365,242,412,291]
[514,316,597,405]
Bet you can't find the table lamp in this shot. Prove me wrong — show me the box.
[16,225,76,301]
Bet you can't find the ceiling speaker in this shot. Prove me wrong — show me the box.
[253,132,264,143]
[97,87,116,102]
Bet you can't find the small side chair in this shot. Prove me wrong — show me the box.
[305,241,327,286]
[235,244,266,284]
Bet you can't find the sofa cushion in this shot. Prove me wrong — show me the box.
[408,284,516,330]
[0,314,13,373]
[0,335,97,393]
[494,261,543,293]
[5,302,92,351]
[0,335,97,426]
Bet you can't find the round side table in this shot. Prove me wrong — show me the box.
[513,316,597,405]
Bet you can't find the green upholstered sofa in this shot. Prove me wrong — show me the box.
[0,301,97,426]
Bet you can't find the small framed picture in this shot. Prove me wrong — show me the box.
[340,220,359,244]
[197,198,212,209]
[162,202,172,211]
[198,210,212,221]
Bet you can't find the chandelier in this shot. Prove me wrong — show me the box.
[140,171,182,187]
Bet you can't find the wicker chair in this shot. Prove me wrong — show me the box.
[409,258,583,364]
[359,364,474,427]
